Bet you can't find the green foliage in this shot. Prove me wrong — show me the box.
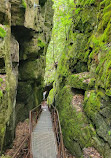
[0,27,6,38]
[108,130,111,136]
[37,39,46,48]
[0,78,3,82]
[21,0,27,9]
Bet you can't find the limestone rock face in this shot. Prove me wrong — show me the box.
[0,25,18,152]
[0,0,11,25]
[47,0,111,157]
[11,0,41,31]
[0,0,53,154]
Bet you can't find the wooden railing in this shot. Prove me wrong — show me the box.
[49,104,66,158]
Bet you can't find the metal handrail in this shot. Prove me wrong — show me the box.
[49,104,66,158]
[11,103,66,158]
[12,104,42,158]
[29,104,42,133]
[29,104,42,158]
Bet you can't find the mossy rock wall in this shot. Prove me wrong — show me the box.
[0,18,18,154]
[48,0,111,157]
[0,0,53,155]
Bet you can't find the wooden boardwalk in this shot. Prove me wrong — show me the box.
[31,105,57,158]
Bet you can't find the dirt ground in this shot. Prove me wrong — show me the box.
[5,119,29,157]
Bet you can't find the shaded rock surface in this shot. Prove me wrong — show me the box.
[0,0,53,154]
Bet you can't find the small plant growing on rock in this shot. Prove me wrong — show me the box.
[108,130,111,136]
[0,27,6,38]
[21,0,27,9]
[38,39,46,48]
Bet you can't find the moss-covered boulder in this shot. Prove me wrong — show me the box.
[55,86,97,157]
[67,72,94,90]
[19,57,45,80]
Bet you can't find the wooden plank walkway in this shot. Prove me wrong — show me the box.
[31,105,57,158]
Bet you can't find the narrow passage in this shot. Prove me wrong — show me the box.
[31,104,57,158]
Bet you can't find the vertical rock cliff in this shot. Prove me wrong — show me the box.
[47,0,111,157]
[0,0,53,154]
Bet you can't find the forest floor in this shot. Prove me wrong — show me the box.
[65,147,102,158]
[83,147,102,158]
[5,119,29,157]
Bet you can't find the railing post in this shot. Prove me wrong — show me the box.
[28,136,30,157]
[54,109,56,133]
[60,132,65,158]
[13,104,42,158]
[36,111,37,123]
[50,104,66,158]
[29,111,32,133]
[58,142,61,158]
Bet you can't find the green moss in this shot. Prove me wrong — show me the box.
[97,91,105,98]
[19,57,45,80]
[0,91,3,98]
[0,78,3,103]
[94,48,111,92]
[56,51,70,87]
[101,20,111,42]
[84,91,101,120]
[21,0,27,9]
[100,0,111,9]
[0,125,6,154]
[47,88,54,105]
[106,89,111,96]
[46,0,111,156]
[55,86,96,157]
[0,27,6,38]
[75,8,81,14]
[76,0,96,7]
[88,78,95,88]
[67,74,88,90]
